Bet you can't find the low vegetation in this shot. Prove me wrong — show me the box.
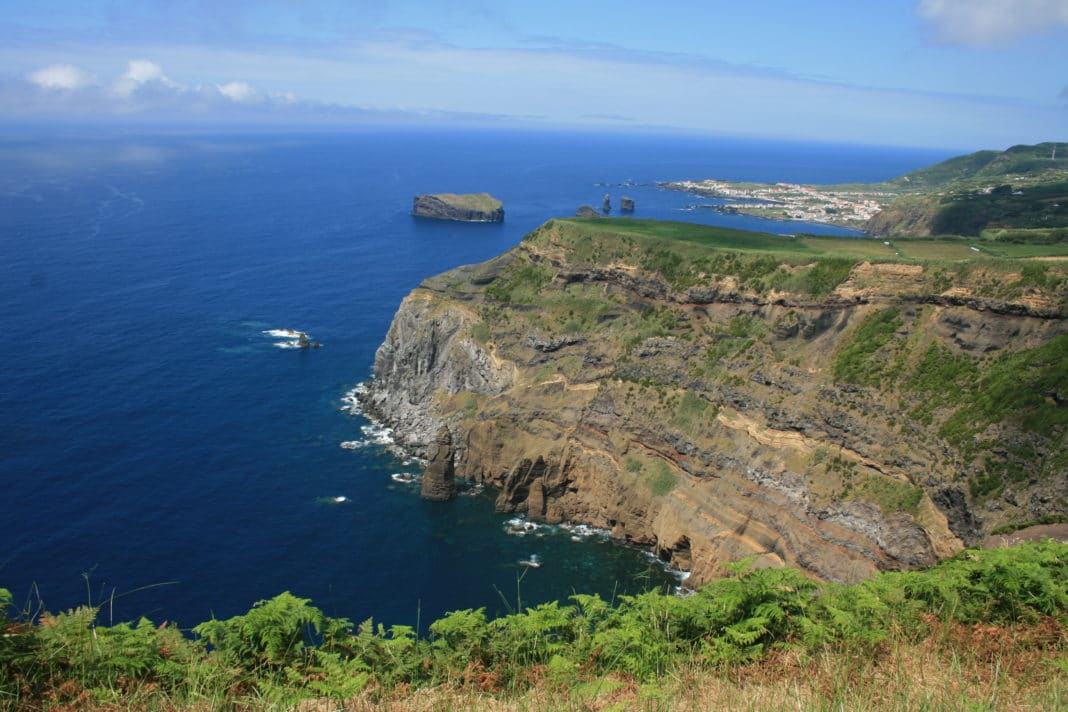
[550,217,1068,275]
[832,308,903,387]
[2,541,1065,710]
[868,142,1068,237]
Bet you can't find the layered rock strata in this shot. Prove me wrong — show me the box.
[365,219,1067,586]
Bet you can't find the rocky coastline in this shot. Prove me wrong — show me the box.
[365,218,1067,586]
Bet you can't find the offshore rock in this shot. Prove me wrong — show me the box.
[421,426,457,501]
[620,196,635,212]
[412,193,504,222]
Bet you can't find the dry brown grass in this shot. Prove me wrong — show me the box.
[8,619,1062,711]
[283,618,1066,712]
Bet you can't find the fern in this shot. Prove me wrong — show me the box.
[1,540,1065,706]
[193,591,327,669]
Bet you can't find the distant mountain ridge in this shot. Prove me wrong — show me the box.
[887,142,1067,190]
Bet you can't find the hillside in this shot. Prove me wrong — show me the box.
[870,143,1068,236]
[366,218,1067,587]
[866,178,1068,238]
[887,142,1068,190]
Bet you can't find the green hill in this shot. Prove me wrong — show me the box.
[888,142,1068,190]
[869,142,1068,238]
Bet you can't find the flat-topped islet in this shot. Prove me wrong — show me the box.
[412,193,504,222]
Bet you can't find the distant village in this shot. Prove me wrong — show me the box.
[665,179,892,227]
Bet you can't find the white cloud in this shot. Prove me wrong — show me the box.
[918,0,1068,46]
[113,59,180,97]
[28,64,93,90]
[216,81,256,102]
[125,59,165,83]
[1,43,1063,148]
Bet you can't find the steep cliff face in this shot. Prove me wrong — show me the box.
[366,290,515,448]
[366,219,1068,585]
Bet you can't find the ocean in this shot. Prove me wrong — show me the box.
[0,128,952,630]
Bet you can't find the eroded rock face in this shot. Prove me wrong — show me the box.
[364,293,514,453]
[421,426,457,501]
[366,219,1067,585]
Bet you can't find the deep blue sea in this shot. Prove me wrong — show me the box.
[0,128,952,630]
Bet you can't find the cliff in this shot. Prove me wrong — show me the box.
[412,193,504,222]
[365,218,1068,585]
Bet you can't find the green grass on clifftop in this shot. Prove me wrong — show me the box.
[430,192,502,212]
[528,219,1068,302]
[552,217,1068,262]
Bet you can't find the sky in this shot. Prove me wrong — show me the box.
[1,0,1066,149]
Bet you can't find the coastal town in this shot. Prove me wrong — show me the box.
[664,178,895,228]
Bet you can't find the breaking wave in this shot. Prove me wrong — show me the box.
[337,383,415,460]
[502,517,611,541]
[262,328,315,349]
[263,329,304,339]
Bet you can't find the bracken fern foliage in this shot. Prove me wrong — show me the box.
[1,541,1065,708]
[193,591,330,668]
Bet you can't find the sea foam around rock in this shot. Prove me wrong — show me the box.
[263,328,312,349]
[338,383,416,461]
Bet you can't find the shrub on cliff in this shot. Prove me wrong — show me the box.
[1,541,1064,708]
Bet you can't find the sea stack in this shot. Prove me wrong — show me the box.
[602,194,611,213]
[421,426,457,501]
[412,193,504,222]
[576,205,600,217]
[620,196,635,212]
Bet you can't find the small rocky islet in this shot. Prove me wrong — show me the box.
[412,192,504,222]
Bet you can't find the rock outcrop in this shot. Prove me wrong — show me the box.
[412,193,504,222]
[620,196,635,212]
[366,218,1068,586]
[421,426,458,501]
